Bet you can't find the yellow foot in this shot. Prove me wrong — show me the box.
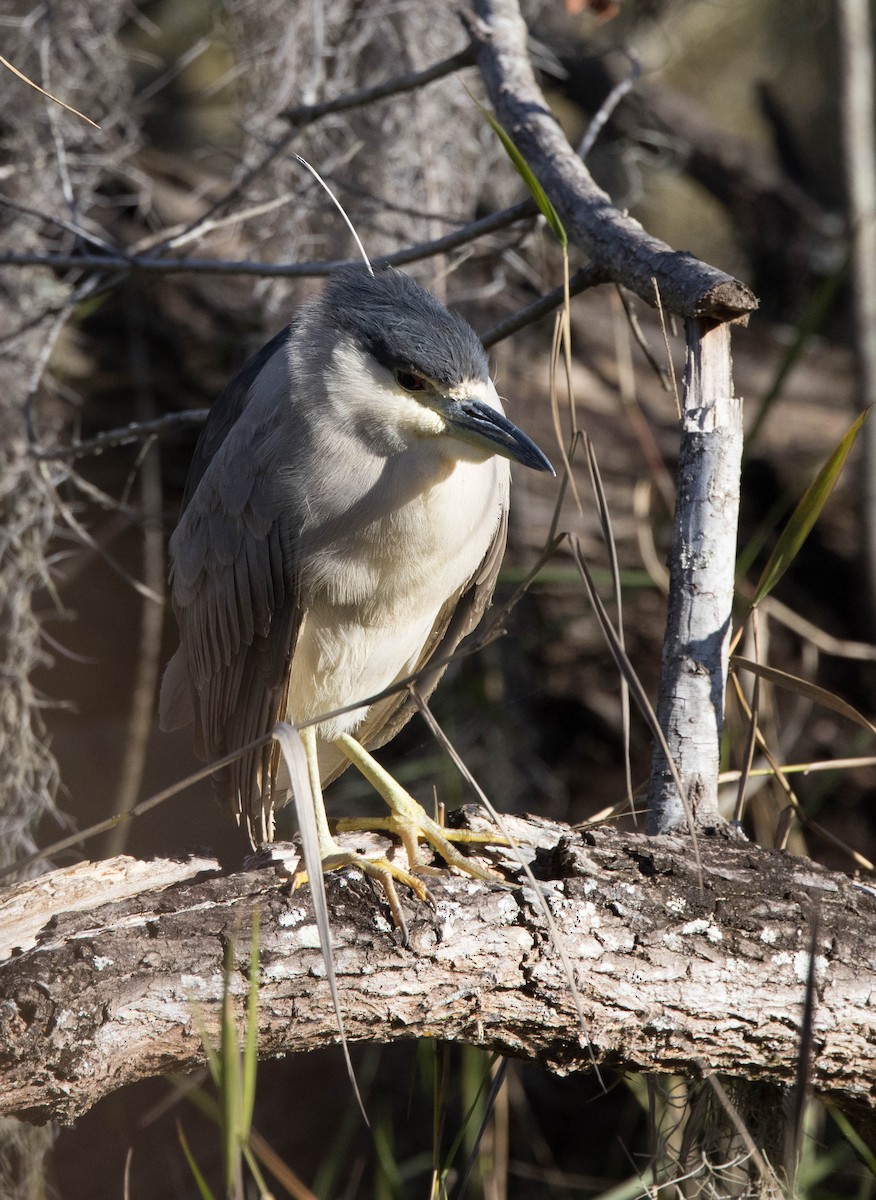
[335,808,507,883]
[294,845,432,944]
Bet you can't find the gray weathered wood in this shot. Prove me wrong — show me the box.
[647,320,744,832]
[1,815,874,1128]
[468,0,758,320]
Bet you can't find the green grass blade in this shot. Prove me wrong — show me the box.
[177,1121,218,1200]
[440,1051,498,1181]
[241,1143,273,1199]
[191,1002,222,1090]
[456,1057,509,1200]
[241,911,260,1140]
[752,407,870,607]
[469,91,567,249]
[220,939,242,1194]
[732,656,876,736]
[826,1102,876,1176]
[172,1077,220,1124]
[372,1116,404,1200]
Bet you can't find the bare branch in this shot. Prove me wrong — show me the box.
[2,820,874,1129]
[0,201,537,280]
[481,263,608,347]
[34,410,210,461]
[467,0,758,320]
[280,46,476,127]
[152,46,478,256]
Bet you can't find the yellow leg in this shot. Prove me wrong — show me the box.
[298,724,431,938]
[332,732,504,882]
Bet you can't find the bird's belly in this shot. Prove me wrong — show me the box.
[285,605,439,740]
[286,457,503,740]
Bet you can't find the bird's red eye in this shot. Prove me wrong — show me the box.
[395,369,426,392]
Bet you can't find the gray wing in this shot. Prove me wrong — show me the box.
[180,325,293,513]
[160,331,302,845]
[320,506,508,786]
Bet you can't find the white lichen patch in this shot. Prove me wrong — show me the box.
[433,923,532,966]
[92,956,113,971]
[434,898,461,942]
[760,927,778,944]
[679,918,723,943]
[571,935,604,961]
[261,959,307,982]
[793,950,829,984]
[496,892,520,922]
[277,907,308,927]
[517,884,559,914]
[564,899,600,929]
[647,1014,677,1033]
[333,949,367,974]
[589,924,636,955]
[295,924,323,949]
[138,999,195,1027]
[435,890,518,945]
[180,972,225,995]
[666,896,687,915]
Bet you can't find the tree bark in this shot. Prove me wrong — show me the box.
[468,0,758,321]
[547,40,833,313]
[838,0,876,625]
[647,320,743,832]
[2,814,874,1130]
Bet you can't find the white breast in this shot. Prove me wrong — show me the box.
[286,448,507,741]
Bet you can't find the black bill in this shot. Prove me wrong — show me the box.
[445,398,555,474]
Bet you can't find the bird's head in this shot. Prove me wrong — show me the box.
[311,265,554,474]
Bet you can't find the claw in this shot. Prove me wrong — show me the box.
[290,726,504,940]
[295,842,434,945]
[336,811,505,881]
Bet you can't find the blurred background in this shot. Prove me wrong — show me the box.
[1,0,874,1196]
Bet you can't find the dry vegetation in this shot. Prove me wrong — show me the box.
[1,1,874,1197]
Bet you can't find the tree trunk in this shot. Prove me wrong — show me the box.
[647,320,743,832]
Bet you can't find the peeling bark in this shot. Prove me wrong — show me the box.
[647,320,744,832]
[1,814,874,1129]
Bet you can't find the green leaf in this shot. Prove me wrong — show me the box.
[220,940,242,1193]
[190,1002,222,1090]
[241,912,260,1140]
[470,92,567,249]
[177,1122,217,1200]
[241,1144,274,1199]
[731,657,876,736]
[826,1102,876,1176]
[752,407,870,607]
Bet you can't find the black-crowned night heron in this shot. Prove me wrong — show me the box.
[160,264,553,916]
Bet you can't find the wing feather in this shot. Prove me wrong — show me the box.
[161,331,303,844]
